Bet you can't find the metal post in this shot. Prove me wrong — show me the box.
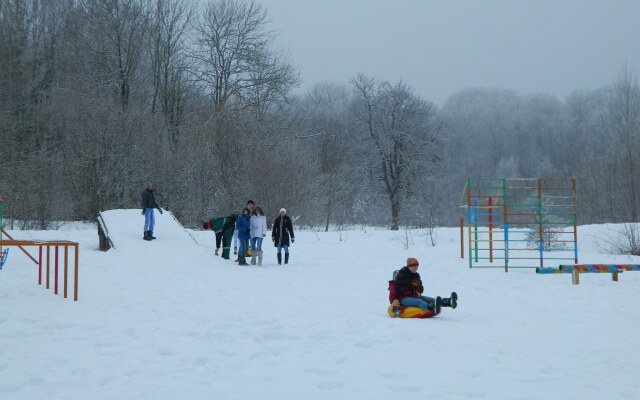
[572,179,578,263]
[538,178,544,268]
[64,246,68,299]
[54,246,59,295]
[473,199,479,262]
[38,246,42,285]
[460,218,464,258]
[504,224,509,272]
[502,179,508,272]
[74,244,79,301]
[488,196,493,263]
[46,246,50,289]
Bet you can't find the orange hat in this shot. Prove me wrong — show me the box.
[407,257,419,267]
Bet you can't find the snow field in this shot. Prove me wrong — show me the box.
[0,212,638,399]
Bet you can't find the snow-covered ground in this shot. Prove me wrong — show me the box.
[1,210,639,400]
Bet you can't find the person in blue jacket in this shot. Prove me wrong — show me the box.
[235,207,252,265]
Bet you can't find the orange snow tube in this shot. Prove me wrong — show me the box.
[387,305,435,318]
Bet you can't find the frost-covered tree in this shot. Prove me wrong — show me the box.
[351,74,444,230]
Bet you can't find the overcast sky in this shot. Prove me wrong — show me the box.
[261,0,640,105]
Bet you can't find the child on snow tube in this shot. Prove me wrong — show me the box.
[388,257,458,318]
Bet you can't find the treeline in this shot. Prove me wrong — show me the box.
[1,0,639,230]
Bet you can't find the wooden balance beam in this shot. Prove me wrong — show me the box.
[536,264,633,285]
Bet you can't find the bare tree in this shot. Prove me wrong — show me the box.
[148,0,193,145]
[301,82,355,231]
[191,0,298,113]
[80,0,151,109]
[608,63,640,221]
[351,74,444,230]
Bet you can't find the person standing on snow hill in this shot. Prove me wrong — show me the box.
[141,183,163,241]
[392,258,457,315]
[235,207,252,266]
[250,206,267,266]
[272,208,294,265]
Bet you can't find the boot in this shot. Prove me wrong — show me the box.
[215,248,219,256]
[257,251,263,266]
[149,230,157,239]
[434,296,443,315]
[391,299,401,318]
[143,231,152,241]
[441,292,458,309]
[277,253,282,265]
[251,252,256,265]
[284,253,289,264]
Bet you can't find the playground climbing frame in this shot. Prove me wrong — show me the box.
[461,178,578,271]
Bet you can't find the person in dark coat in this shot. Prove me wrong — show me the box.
[141,183,163,240]
[220,214,238,260]
[271,208,294,265]
[393,257,458,315]
[203,216,226,255]
[235,207,252,265]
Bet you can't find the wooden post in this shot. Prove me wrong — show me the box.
[572,270,579,285]
[612,272,619,282]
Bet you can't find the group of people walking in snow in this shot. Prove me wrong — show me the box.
[202,200,295,266]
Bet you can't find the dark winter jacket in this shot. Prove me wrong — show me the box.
[235,215,251,239]
[222,214,237,233]
[141,189,159,209]
[207,217,226,233]
[393,266,424,299]
[272,215,294,246]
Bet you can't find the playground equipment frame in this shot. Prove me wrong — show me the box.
[460,178,578,271]
[1,230,79,301]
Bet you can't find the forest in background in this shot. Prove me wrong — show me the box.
[1,0,639,231]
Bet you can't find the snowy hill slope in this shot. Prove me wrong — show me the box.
[0,218,639,400]
[99,209,200,251]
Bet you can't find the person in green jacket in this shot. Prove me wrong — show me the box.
[203,217,226,256]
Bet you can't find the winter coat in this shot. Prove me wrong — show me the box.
[208,217,226,233]
[222,214,237,233]
[250,215,267,238]
[272,215,294,246]
[393,266,424,299]
[141,188,159,209]
[235,215,251,239]
[388,280,399,303]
